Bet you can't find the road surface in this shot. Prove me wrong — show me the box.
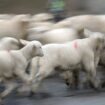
[3,73,105,105]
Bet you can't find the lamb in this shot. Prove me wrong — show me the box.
[61,31,105,89]
[30,34,104,93]
[28,27,105,90]
[0,14,30,40]
[29,13,55,31]
[0,14,14,20]
[53,15,105,33]
[31,13,54,22]
[0,37,23,50]
[0,40,43,103]
[27,27,85,44]
[62,30,105,89]
[30,22,54,30]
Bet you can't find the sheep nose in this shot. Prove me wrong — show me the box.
[65,79,70,86]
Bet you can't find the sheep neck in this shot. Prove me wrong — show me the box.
[20,45,33,61]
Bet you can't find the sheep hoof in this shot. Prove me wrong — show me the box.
[93,87,100,92]
[101,82,105,88]
[66,83,79,90]
[89,82,100,92]
[0,98,4,105]
[65,82,70,87]
[28,91,35,97]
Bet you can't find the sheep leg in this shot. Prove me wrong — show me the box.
[94,53,100,68]
[60,71,74,87]
[0,80,17,101]
[84,59,98,90]
[72,70,79,89]
[15,69,32,84]
[61,70,79,89]
[30,66,54,94]
[31,71,47,93]
[31,75,43,92]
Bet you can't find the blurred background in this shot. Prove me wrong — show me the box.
[0,0,105,16]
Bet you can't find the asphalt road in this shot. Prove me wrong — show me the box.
[3,72,105,105]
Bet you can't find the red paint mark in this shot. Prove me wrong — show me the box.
[73,41,78,49]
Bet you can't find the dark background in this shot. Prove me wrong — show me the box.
[0,0,105,16]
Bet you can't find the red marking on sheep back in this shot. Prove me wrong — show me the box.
[73,41,78,49]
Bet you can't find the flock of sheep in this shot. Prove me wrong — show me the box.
[0,13,105,104]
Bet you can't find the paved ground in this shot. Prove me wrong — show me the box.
[2,73,105,105]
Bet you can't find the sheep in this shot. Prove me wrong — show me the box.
[27,27,85,44]
[29,13,55,30]
[27,27,98,89]
[0,14,31,20]
[29,34,104,94]
[53,15,105,33]
[0,37,24,50]
[31,21,54,27]
[28,27,105,90]
[61,31,105,89]
[28,25,52,35]
[31,13,54,22]
[49,29,105,89]
[0,40,43,103]
[0,14,31,40]
[30,21,55,29]
[0,14,14,20]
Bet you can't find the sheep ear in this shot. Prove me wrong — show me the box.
[19,39,30,46]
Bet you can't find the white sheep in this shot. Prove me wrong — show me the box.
[31,13,54,22]
[27,27,85,89]
[30,21,55,29]
[0,14,14,19]
[0,37,28,51]
[30,13,54,29]
[0,14,30,40]
[28,27,85,44]
[30,34,104,93]
[28,27,105,90]
[53,15,105,33]
[0,40,43,103]
[61,31,105,88]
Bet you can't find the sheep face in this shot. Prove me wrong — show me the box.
[31,41,44,57]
